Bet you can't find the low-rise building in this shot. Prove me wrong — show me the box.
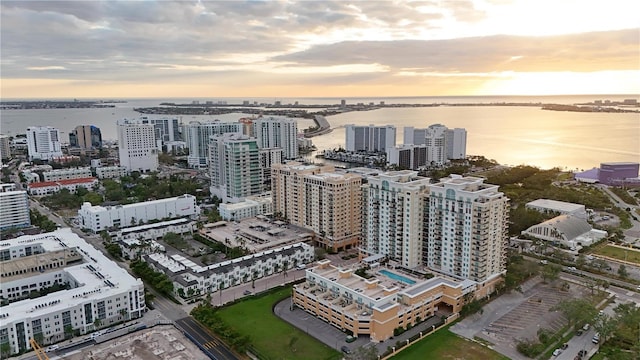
[0,229,145,355]
[95,166,128,179]
[526,199,587,219]
[77,194,200,233]
[28,177,98,196]
[218,194,273,221]
[111,218,194,258]
[145,242,313,298]
[42,168,92,182]
[521,214,608,249]
[292,260,480,342]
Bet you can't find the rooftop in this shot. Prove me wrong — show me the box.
[29,177,97,188]
[526,199,585,213]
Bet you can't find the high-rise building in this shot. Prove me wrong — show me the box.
[426,175,509,282]
[404,125,467,164]
[183,121,242,168]
[345,124,396,153]
[0,134,11,161]
[69,125,102,149]
[362,171,431,268]
[259,147,284,191]
[252,117,298,160]
[209,134,262,203]
[386,144,428,170]
[271,162,362,251]
[0,183,30,230]
[138,116,181,146]
[26,126,63,161]
[117,120,158,173]
[446,128,467,160]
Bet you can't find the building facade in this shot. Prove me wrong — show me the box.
[426,175,509,283]
[209,134,263,203]
[26,126,63,161]
[0,229,145,355]
[445,128,467,160]
[219,194,273,221]
[252,117,298,160]
[138,116,180,145]
[117,120,158,173]
[362,171,431,268]
[42,168,93,182]
[28,178,99,197]
[0,183,30,231]
[95,166,129,179]
[77,194,200,233]
[0,135,11,161]
[404,125,467,164]
[183,121,242,168]
[345,124,396,153]
[598,162,640,185]
[385,144,428,170]
[69,125,102,150]
[271,162,362,251]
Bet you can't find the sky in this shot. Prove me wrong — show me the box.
[1,0,639,98]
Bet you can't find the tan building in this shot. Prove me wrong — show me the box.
[271,162,362,251]
[292,260,492,342]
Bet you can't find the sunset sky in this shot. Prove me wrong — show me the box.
[1,0,639,98]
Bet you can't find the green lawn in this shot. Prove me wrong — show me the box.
[391,326,508,360]
[594,245,640,265]
[216,287,340,360]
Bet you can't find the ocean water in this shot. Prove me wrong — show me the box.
[1,95,638,170]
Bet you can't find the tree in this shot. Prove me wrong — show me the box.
[593,314,617,344]
[94,318,102,329]
[540,264,561,283]
[617,264,628,278]
[552,299,597,329]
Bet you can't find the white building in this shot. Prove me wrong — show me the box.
[525,199,587,219]
[0,134,11,161]
[446,128,467,160]
[111,218,194,258]
[404,125,467,164]
[426,175,509,282]
[183,121,242,168]
[218,195,273,221]
[26,126,63,161]
[425,124,448,165]
[345,124,396,153]
[522,215,607,249]
[42,167,92,182]
[253,117,298,159]
[362,171,431,268]
[95,166,129,179]
[0,183,30,230]
[137,116,181,144]
[385,144,428,170]
[0,229,145,355]
[117,120,158,173]
[209,134,263,203]
[77,194,200,233]
[144,242,313,297]
[28,178,98,197]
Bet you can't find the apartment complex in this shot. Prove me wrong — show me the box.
[218,194,273,221]
[252,117,298,160]
[69,125,102,150]
[26,126,63,161]
[0,229,145,355]
[271,162,362,251]
[117,120,158,173]
[209,133,263,203]
[28,178,99,197]
[425,175,509,282]
[362,171,431,269]
[138,116,180,144]
[145,242,313,297]
[404,125,467,164]
[77,194,199,233]
[183,121,242,168]
[0,183,30,231]
[42,167,92,182]
[95,166,128,179]
[345,124,396,153]
[385,144,428,170]
[292,260,478,342]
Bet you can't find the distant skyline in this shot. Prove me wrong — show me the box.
[1,0,639,98]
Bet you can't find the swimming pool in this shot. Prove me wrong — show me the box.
[379,269,416,285]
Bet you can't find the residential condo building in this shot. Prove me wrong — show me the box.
[26,126,63,161]
[183,121,242,168]
[42,167,92,182]
[69,125,102,150]
[271,162,362,251]
[404,125,467,164]
[345,124,396,153]
[253,117,298,160]
[0,183,30,231]
[117,120,158,173]
[385,144,428,170]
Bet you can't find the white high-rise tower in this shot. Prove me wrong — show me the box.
[26,126,63,161]
[117,120,158,173]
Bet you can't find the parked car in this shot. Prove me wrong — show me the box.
[561,343,569,350]
[582,323,590,331]
[341,346,351,354]
[578,349,587,358]
[553,348,562,356]
[592,333,600,344]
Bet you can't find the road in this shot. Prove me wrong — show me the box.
[175,317,238,360]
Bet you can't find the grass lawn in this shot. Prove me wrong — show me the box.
[216,287,340,360]
[391,325,508,360]
[594,245,640,265]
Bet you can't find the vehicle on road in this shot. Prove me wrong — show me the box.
[553,348,562,356]
[578,349,587,358]
[576,329,584,336]
[341,345,351,354]
[45,345,59,352]
[592,333,600,344]
[243,290,252,295]
[346,335,356,343]
[583,323,590,331]
[561,343,569,350]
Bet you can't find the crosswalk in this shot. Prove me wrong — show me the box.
[202,340,218,349]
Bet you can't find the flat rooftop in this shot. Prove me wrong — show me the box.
[526,199,585,213]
